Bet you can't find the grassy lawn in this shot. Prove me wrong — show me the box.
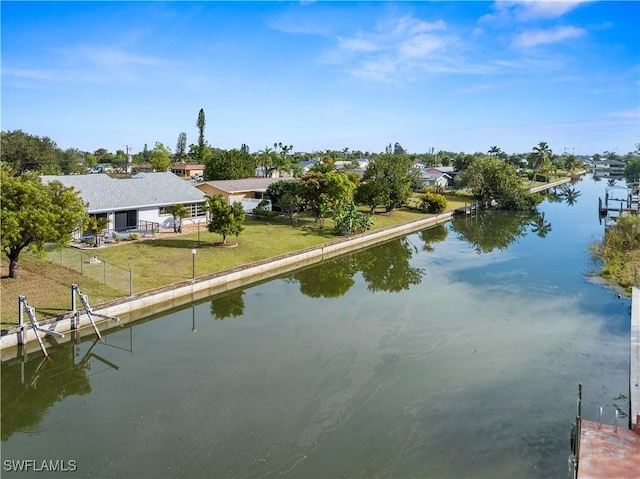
[1,255,124,327]
[0,190,492,327]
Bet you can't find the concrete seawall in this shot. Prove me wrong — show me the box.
[0,177,577,358]
[1,208,464,358]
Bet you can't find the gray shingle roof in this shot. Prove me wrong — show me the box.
[41,172,205,213]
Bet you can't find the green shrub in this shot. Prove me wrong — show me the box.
[420,191,448,214]
[129,232,141,240]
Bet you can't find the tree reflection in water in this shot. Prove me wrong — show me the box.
[419,224,448,252]
[355,238,424,293]
[288,237,425,298]
[530,211,552,238]
[1,345,92,441]
[210,289,246,320]
[288,256,358,298]
[451,209,541,253]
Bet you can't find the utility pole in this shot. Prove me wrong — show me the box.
[126,145,132,176]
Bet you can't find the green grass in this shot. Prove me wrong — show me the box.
[0,191,490,327]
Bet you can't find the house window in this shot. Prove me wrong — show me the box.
[159,203,207,218]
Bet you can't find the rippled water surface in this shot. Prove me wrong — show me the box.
[1,177,631,478]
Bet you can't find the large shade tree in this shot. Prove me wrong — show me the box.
[204,148,255,180]
[1,171,87,278]
[0,130,63,175]
[296,171,331,222]
[457,156,539,210]
[361,154,421,212]
[149,142,172,172]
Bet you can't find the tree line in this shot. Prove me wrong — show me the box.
[2,108,638,179]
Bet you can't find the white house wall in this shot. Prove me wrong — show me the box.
[138,206,165,226]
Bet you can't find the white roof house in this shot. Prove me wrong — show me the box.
[41,172,206,232]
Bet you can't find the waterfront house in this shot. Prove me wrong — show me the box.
[41,172,207,236]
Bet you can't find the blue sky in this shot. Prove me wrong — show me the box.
[2,1,638,156]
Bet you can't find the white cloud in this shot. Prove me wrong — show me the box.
[608,108,640,120]
[65,45,170,69]
[513,25,586,47]
[391,17,446,36]
[481,0,593,23]
[337,37,380,53]
[2,68,57,81]
[512,0,594,21]
[330,15,457,82]
[399,34,447,60]
[7,45,179,86]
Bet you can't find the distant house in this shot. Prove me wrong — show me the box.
[593,159,625,169]
[422,172,452,189]
[418,166,455,188]
[170,164,205,178]
[41,172,207,235]
[196,177,298,212]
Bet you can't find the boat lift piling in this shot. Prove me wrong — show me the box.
[70,284,119,341]
[18,295,64,358]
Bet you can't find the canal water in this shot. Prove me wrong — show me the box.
[1,176,632,479]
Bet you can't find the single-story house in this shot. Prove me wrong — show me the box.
[418,166,455,188]
[196,177,298,212]
[592,159,625,169]
[170,164,205,178]
[422,172,452,189]
[41,172,207,235]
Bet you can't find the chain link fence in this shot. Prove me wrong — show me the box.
[43,245,133,296]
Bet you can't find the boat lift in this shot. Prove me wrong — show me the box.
[18,295,64,358]
[71,283,119,341]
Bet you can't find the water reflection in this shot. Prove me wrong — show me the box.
[209,289,245,319]
[530,211,552,238]
[419,223,448,252]
[450,209,539,253]
[559,184,582,206]
[287,257,357,298]
[1,346,91,441]
[356,238,424,292]
[288,237,425,298]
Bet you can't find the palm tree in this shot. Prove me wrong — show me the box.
[532,141,552,182]
[258,146,275,177]
[530,212,552,238]
[559,185,582,206]
[166,204,188,233]
[488,146,502,156]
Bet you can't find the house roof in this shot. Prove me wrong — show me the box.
[41,172,206,213]
[425,166,455,174]
[198,177,297,194]
[422,172,452,181]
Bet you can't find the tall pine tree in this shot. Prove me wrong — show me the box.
[197,109,206,163]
